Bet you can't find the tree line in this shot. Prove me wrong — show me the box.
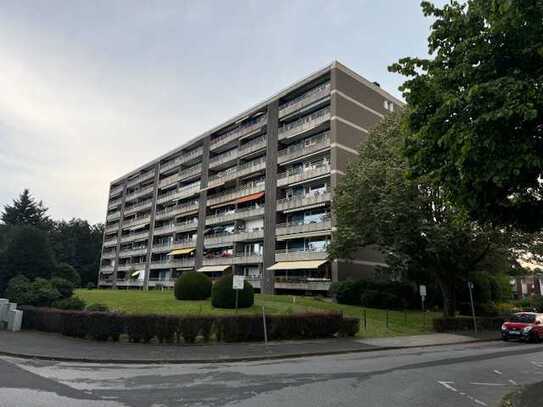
[0,189,104,294]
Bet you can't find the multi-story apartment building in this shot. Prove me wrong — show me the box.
[98,61,402,293]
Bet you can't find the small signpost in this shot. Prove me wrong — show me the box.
[467,281,478,334]
[419,285,427,329]
[232,275,245,310]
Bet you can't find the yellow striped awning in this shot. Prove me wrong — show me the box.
[267,260,328,271]
[197,265,231,273]
[168,248,195,256]
[131,270,144,277]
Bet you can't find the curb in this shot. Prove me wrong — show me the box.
[0,337,499,365]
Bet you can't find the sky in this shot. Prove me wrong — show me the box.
[0,0,447,224]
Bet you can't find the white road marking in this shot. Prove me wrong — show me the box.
[531,361,543,368]
[438,381,457,392]
[508,379,518,385]
[470,382,507,386]
[493,370,503,375]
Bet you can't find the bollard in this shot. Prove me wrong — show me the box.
[0,299,9,328]
[7,309,23,332]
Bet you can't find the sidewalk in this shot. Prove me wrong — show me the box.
[0,330,498,364]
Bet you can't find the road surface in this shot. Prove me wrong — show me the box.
[1,340,543,407]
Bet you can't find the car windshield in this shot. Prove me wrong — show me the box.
[510,314,536,323]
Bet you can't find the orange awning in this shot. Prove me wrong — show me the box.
[236,192,264,204]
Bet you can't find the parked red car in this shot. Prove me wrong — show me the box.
[501,312,543,343]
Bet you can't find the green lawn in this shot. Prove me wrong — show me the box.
[75,289,440,337]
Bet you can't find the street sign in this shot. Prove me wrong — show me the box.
[419,285,427,297]
[233,275,245,290]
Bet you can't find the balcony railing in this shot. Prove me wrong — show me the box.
[276,219,332,236]
[278,107,330,140]
[278,133,330,164]
[101,250,116,259]
[277,165,330,187]
[104,223,120,234]
[154,201,199,220]
[110,185,123,196]
[156,184,201,204]
[153,219,199,235]
[209,149,239,168]
[207,182,265,206]
[208,157,266,188]
[276,191,331,211]
[103,237,118,248]
[127,171,155,188]
[159,147,203,174]
[106,211,121,222]
[279,82,331,118]
[108,198,122,210]
[152,238,197,253]
[205,228,264,246]
[275,248,329,262]
[210,115,267,150]
[100,265,114,273]
[159,164,202,188]
[118,246,148,257]
[233,228,264,242]
[150,258,195,269]
[202,256,235,266]
[121,215,151,229]
[124,185,154,203]
[239,136,267,156]
[117,262,146,272]
[123,200,153,216]
[119,230,150,243]
[206,206,264,226]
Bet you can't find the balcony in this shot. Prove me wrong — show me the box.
[159,164,202,188]
[100,265,114,273]
[156,184,201,205]
[202,256,235,266]
[207,183,265,206]
[210,115,267,151]
[153,219,199,236]
[150,258,195,270]
[279,82,331,118]
[108,198,122,210]
[159,147,203,174]
[233,254,262,264]
[127,171,155,188]
[104,223,120,234]
[152,239,197,253]
[121,215,151,230]
[103,237,118,248]
[275,248,329,262]
[124,185,154,203]
[233,228,264,242]
[239,136,267,157]
[209,149,238,169]
[110,185,123,196]
[119,230,149,243]
[206,206,264,226]
[278,107,330,141]
[101,250,116,259]
[106,211,121,222]
[123,200,153,216]
[276,191,331,212]
[278,133,330,164]
[118,246,148,257]
[277,165,330,187]
[154,201,199,221]
[204,232,236,246]
[208,157,266,188]
[274,277,332,291]
[276,220,332,236]
[117,262,146,272]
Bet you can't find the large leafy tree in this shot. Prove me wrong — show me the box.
[1,189,52,230]
[329,113,513,316]
[389,1,543,231]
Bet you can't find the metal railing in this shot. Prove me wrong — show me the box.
[151,238,197,252]
[103,237,118,247]
[278,107,330,140]
[127,171,155,188]
[106,211,121,222]
[154,201,199,220]
[153,219,199,235]
[159,147,203,173]
[239,136,267,156]
[156,183,201,204]
[118,246,148,257]
[276,219,332,236]
[276,191,331,211]
[277,165,330,187]
[108,198,122,210]
[121,215,151,229]
[207,182,265,206]
[123,199,153,215]
[159,164,202,187]
[279,82,331,117]
[209,149,239,168]
[275,247,329,261]
[278,133,330,164]
[150,258,195,269]
[205,206,264,225]
[124,185,154,203]
[208,157,266,187]
[210,115,267,150]
[110,185,123,196]
[119,230,150,243]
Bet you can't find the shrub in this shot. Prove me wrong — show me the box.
[28,278,62,307]
[86,312,123,342]
[155,315,178,344]
[52,297,86,310]
[61,311,89,338]
[215,315,264,342]
[4,275,32,305]
[50,277,74,299]
[20,306,64,332]
[125,315,156,343]
[86,303,109,312]
[433,316,507,332]
[330,281,364,305]
[338,317,360,337]
[174,272,212,300]
[86,282,96,290]
[211,274,254,309]
[53,263,81,287]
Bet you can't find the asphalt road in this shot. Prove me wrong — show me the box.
[1,341,543,407]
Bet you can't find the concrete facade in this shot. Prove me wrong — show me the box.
[98,61,402,293]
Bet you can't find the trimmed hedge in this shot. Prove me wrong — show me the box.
[433,316,507,332]
[19,306,354,343]
[212,274,254,308]
[174,272,212,300]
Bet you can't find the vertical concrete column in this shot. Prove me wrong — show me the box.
[112,181,128,289]
[195,138,210,270]
[262,102,279,294]
[143,163,161,290]
[329,67,340,284]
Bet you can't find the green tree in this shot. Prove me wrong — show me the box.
[1,189,52,230]
[389,1,543,231]
[328,113,513,317]
[1,226,57,293]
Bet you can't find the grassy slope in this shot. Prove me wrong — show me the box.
[75,289,440,337]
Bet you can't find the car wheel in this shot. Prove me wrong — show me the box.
[529,332,540,344]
